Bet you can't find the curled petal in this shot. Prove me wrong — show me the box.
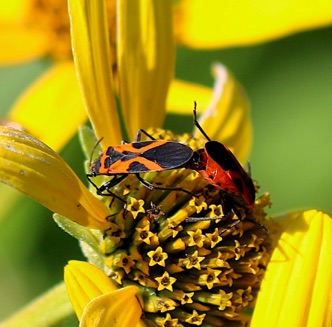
[64,260,118,319]
[195,63,252,163]
[117,0,175,138]
[252,210,332,326]
[68,0,122,146]
[166,79,212,115]
[0,127,110,229]
[65,261,143,326]
[9,62,86,152]
[174,0,332,48]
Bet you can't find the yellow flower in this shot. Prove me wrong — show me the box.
[2,0,332,151]
[0,0,251,227]
[0,1,331,327]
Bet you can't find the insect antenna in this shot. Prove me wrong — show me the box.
[247,161,252,177]
[89,137,104,168]
[193,101,211,141]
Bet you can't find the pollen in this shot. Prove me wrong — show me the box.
[205,228,223,248]
[112,253,135,274]
[186,230,207,248]
[198,267,222,289]
[178,251,204,270]
[217,290,234,311]
[233,287,254,308]
[185,310,206,325]
[155,313,179,327]
[126,197,145,219]
[155,272,177,292]
[147,247,168,267]
[188,196,208,214]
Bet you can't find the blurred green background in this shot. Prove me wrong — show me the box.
[0,25,332,323]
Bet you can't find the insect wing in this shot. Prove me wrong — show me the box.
[93,140,193,175]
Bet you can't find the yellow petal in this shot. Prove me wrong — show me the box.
[0,25,49,64]
[0,127,110,229]
[117,0,175,138]
[195,63,252,163]
[252,210,332,326]
[64,260,118,319]
[166,79,212,115]
[0,0,30,23]
[80,286,142,327]
[65,261,143,326]
[0,0,51,63]
[68,0,122,146]
[174,0,332,48]
[9,61,86,152]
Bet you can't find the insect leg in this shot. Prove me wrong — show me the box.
[226,199,269,234]
[135,173,197,197]
[86,174,127,203]
[135,129,157,141]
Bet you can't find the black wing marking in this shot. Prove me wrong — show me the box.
[142,142,194,169]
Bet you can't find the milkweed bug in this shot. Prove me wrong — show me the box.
[88,102,255,211]
[87,129,196,201]
[185,102,266,233]
[186,101,256,208]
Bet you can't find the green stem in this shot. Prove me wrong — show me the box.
[0,282,74,327]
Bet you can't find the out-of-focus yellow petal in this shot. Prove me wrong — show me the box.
[0,0,30,23]
[166,79,212,115]
[0,26,49,64]
[117,0,175,139]
[64,260,118,319]
[9,61,86,152]
[195,63,251,163]
[0,127,110,229]
[80,286,142,327]
[252,210,332,327]
[68,0,122,146]
[174,0,332,48]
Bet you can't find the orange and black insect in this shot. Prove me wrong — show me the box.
[185,102,263,232]
[87,129,195,201]
[186,102,255,208]
[88,103,255,208]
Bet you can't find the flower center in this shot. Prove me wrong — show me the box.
[85,128,273,325]
[28,0,71,59]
